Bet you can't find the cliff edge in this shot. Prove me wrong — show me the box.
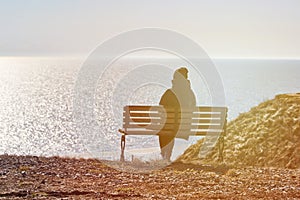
[177,93,300,168]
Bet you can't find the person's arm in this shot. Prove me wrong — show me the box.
[159,89,171,106]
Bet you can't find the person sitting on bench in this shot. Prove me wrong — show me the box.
[159,67,196,161]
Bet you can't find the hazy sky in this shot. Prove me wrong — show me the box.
[1,0,299,58]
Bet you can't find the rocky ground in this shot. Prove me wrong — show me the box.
[0,155,299,199]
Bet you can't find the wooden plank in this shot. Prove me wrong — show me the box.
[192,113,225,118]
[124,120,225,128]
[124,111,226,119]
[126,105,162,111]
[127,118,163,123]
[125,112,163,117]
[125,106,227,113]
[124,129,174,135]
[177,125,224,130]
[125,113,224,119]
[124,123,224,130]
[123,115,221,123]
[124,130,160,135]
[125,124,173,130]
[124,132,176,136]
[123,130,223,136]
[196,107,228,112]
[125,119,223,126]
[160,118,222,124]
[146,115,223,123]
[191,118,222,124]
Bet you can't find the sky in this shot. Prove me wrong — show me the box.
[0,0,300,58]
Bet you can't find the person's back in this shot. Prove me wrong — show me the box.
[159,67,196,161]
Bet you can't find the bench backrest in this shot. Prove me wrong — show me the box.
[122,105,227,139]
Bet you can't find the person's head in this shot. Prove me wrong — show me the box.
[173,67,188,80]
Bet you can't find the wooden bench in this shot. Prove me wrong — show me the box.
[118,105,228,162]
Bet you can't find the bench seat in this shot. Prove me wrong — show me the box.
[119,105,228,162]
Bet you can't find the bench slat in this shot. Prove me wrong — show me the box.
[126,118,223,124]
[124,112,225,119]
[124,130,173,135]
[123,130,223,136]
[124,124,224,130]
[125,106,227,112]
[124,112,162,117]
[127,118,163,123]
[126,106,162,111]
[195,107,228,112]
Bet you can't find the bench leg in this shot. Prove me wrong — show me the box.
[218,131,225,162]
[120,134,126,162]
[218,135,224,162]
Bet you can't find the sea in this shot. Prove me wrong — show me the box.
[0,57,299,161]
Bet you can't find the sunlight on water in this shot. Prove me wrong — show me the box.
[0,57,300,159]
[0,57,84,156]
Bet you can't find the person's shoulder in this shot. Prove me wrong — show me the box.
[165,89,173,94]
[161,89,172,96]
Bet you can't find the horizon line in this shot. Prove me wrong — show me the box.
[0,55,300,60]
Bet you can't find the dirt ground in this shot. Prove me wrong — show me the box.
[0,155,299,199]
